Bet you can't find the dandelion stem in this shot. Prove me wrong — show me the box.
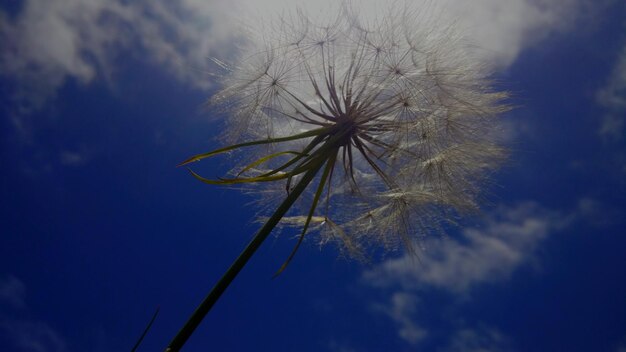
[165,155,329,352]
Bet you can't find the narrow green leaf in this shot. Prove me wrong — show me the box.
[188,168,293,185]
[178,127,330,167]
[236,151,305,177]
[274,148,339,276]
[258,134,327,177]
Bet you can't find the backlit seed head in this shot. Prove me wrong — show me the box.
[204,2,509,259]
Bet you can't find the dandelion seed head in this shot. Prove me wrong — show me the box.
[206,1,509,259]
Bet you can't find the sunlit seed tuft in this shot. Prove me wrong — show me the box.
[201,2,509,259]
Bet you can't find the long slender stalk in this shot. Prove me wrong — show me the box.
[165,155,329,352]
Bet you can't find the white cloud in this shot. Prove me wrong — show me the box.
[0,0,595,113]
[0,0,238,110]
[363,202,570,293]
[373,292,427,345]
[442,0,581,68]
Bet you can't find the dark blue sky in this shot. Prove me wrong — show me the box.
[1,1,625,351]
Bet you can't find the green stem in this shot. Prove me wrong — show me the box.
[165,155,328,352]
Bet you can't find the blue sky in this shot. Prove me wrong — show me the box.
[1,0,625,351]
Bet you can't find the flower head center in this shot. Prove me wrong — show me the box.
[331,112,359,146]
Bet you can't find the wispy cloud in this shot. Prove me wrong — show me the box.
[0,276,68,352]
[597,42,626,142]
[360,200,596,349]
[370,288,513,349]
[373,292,427,345]
[594,37,626,179]
[363,202,571,293]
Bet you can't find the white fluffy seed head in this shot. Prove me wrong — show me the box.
[210,1,509,258]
